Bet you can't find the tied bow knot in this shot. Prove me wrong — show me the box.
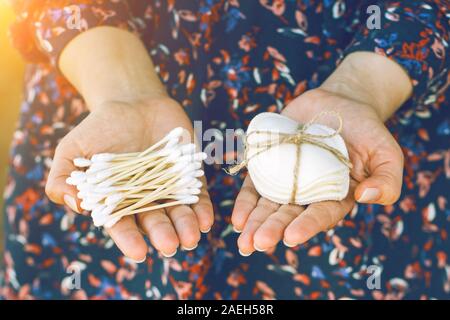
[226,111,353,204]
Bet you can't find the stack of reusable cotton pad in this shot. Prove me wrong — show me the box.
[66,127,206,228]
[244,112,351,205]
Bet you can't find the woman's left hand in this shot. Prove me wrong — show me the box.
[231,87,405,255]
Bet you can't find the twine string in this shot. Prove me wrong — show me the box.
[226,111,353,203]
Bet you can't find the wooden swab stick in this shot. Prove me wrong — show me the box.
[69,127,206,228]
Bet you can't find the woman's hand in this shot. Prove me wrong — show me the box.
[44,27,213,261]
[231,52,412,255]
[45,97,214,261]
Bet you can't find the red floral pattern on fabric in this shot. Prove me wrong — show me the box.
[1,0,449,299]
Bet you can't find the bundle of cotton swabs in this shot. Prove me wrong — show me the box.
[66,127,206,229]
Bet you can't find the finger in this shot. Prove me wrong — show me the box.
[46,137,81,213]
[284,196,354,247]
[137,208,179,257]
[166,205,201,251]
[237,198,279,256]
[355,145,404,205]
[232,177,259,232]
[253,204,304,251]
[191,176,214,233]
[106,215,148,262]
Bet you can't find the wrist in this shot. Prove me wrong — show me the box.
[59,26,168,111]
[87,84,169,111]
[320,52,412,121]
[92,94,174,118]
[319,78,385,122]
[91,95,187,137]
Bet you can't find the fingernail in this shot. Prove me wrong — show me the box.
[64,195,80,213]
[253,244,266,252]
[283,240,296,248]
[201,227,211,234]
[357,188,380,203]
[162,249,177,258]
[130,256,146,264]
[182,244,198,251]
[238,249,252,257]
[233,226,242,234]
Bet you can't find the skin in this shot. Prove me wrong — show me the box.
[46,25,413,260]
[46,27,214,261]
[232,52,413,255]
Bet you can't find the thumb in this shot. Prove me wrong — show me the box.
[355,145,404,205]
[46,137,81,213]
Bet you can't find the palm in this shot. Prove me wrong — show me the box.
[46,98,214,261]
[232,88,404,255]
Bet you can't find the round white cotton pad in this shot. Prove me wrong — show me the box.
[245,112,351,205]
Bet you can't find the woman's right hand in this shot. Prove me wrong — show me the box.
[232,52,412,255]
[45,97,214,261]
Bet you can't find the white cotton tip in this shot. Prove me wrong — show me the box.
[86,175,104,184]
[76,182,94,192]
[87,169,112,184]
[181,178,200,189]
[174,187,201,196]
[94,186,117,195]
[91,153,115,163]
[180,195,199,205]
[98,180,113,188]
[73,157,92,167]
[192,152,207,162]
[70,171,87,180]
[67,176,86,186]
[175,176,196,188]
[191,179,203,189]
[105,193,123,206]
[168,161,186,174]
[103,216,121,229]
[180,163,198,175]
[192,170,204,178]
[188,188,201,195]
[102,205,116,216]
[178,152,206,163]
[173,188,190,195]
[92,214,109,227]
[84,194,106,204]
[80,200,98,211]
[91,204,107,218]
[66,177,77,186]
[177,154,190,163]
[157,145,176,157]
[168,127,184,140]
[92,205,116,227]
[96,170,113,181]
[176,154,194,164]
[86,162,110,174]
[165,138,180,150]
[192,161,202,170]
[167,149,182,162]
[77,190,89,199]
[180,143,196,155]
[174,194,192,201]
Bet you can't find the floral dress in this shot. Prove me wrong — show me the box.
[1,0,449,300]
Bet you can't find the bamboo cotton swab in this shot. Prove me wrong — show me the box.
[66,127,207,228]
